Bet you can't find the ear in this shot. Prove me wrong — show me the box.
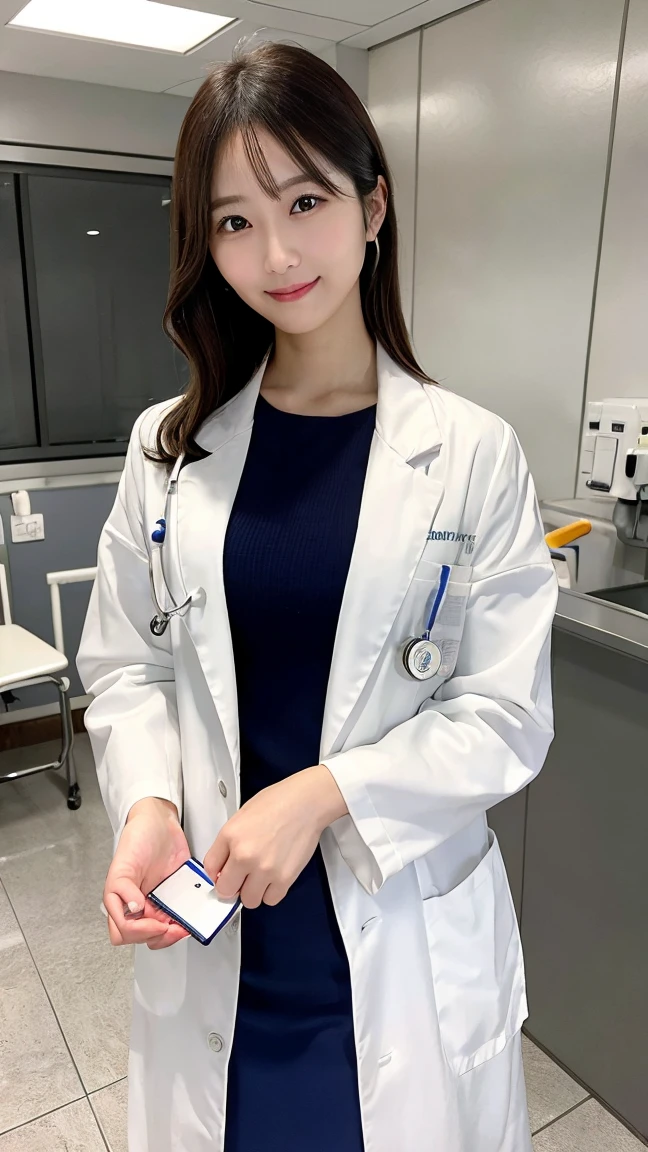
[365,175,388,242]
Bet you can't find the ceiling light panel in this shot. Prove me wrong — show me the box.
[8,0,235,54]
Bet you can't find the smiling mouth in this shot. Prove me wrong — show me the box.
[265,278,320,301]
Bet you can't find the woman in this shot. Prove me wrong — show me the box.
[78,41,557,1152]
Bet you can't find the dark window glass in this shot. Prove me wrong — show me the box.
[27,174,183,446]
[0,175,37,449]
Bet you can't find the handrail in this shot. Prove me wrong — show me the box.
[46,567,97,655]
[0,563,11,625]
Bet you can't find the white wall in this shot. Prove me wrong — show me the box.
[0,70,190,158]
[335,45,369,106]
[585,0,648,408]
[367,0,648,503]
[368,32,420,332]
[411,0,624,501]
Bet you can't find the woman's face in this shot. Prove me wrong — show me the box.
[208,128,386,334]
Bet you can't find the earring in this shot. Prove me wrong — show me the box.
[372,235,381,277]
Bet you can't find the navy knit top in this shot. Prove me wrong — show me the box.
[222,389,376,1152]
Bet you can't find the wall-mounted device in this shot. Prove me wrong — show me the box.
[579,399,648,547]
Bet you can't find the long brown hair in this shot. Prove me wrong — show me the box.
[148,40,433,464]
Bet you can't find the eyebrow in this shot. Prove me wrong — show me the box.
[209,173,317,212]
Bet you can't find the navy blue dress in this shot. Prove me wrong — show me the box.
[222,390,376,1152]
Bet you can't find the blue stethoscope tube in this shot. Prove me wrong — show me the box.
[424,562,450,637]
[149,455,194,636]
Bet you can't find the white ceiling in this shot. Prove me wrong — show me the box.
[0,0,472,95]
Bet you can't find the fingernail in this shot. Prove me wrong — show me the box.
[128,901,142,913]
[124,901,144,919]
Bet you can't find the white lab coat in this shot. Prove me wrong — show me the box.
[77,343,557,1152]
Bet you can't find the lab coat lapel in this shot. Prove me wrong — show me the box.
[173,356,268,775]
[319,345,444,759]
[173,345,443,774]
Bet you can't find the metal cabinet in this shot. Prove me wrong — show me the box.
[522,629,648,1140]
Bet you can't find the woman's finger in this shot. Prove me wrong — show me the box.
[147,923,191,950]
[104,888,168,944]
[214,855,248,900]
[239,873,270,910]
[105,874,147,917]
[107,913,125,946]
[203,835,230,885]
[262,882,288,907]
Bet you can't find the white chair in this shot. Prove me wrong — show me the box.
[0,563,96,810]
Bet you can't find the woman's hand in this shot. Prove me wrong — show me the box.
[103,797,191,950]
[203,765,348,909]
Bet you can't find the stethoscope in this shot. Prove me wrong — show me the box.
[149,462,451,678]
[401,563,451,681]
[149,454,198,636]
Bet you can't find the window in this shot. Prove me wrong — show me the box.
[0,176,37,450]
[0,164,185,465]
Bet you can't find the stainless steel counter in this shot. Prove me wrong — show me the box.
[490,601,648,1140]
[554,588,648,662]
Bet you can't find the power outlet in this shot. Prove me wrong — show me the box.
[11,513,45,543]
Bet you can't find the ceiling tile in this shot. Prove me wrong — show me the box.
[163,27,335,95]
[340,0,474,47]
[156,0,367,42]
[164,76,211,97]
[0,10,334,93]
[241,0,405,24]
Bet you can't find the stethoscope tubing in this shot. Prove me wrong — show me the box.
[149,455,192,635]
[149,458,454,669]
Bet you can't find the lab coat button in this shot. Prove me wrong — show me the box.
[218,780,227,798]
[227,913,240,935]
[207,1032,224,1053]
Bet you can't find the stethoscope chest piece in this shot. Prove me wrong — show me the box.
[150,614,170,637]
[402,637,442,681]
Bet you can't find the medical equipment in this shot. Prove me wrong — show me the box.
[541,496,646,592]
[401,563,450,680]
[540,399,648,595]
[544,520,592,589]
[150,467,464,671]
[579,398,648,548]
[149,455,197,636]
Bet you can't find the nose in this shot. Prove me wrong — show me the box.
[263,229,300,277]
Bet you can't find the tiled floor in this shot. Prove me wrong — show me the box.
[0,735,645,1151]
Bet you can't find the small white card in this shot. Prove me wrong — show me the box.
[148,858,240,946]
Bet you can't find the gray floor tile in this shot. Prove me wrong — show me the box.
[522,1035,589,1133]
[0,739,133,1093]
[533,1098,646,1150]
[91,1080,128,1152]
[0,882,83,1135]
[0,736,110,868]
[0,1098,106,1151]
[1,833,133,1092]
[1,821,115,958]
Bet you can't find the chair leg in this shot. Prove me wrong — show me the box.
[66,749,81,811]
[58,679,81,811]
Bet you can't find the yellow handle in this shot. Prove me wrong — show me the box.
[545,520,592,549]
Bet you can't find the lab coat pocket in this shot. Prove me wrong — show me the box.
[412,564,472,680]
[422,829,527,1076]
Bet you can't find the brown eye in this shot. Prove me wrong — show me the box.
[220,215,249,233]
[291,195,321,215]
